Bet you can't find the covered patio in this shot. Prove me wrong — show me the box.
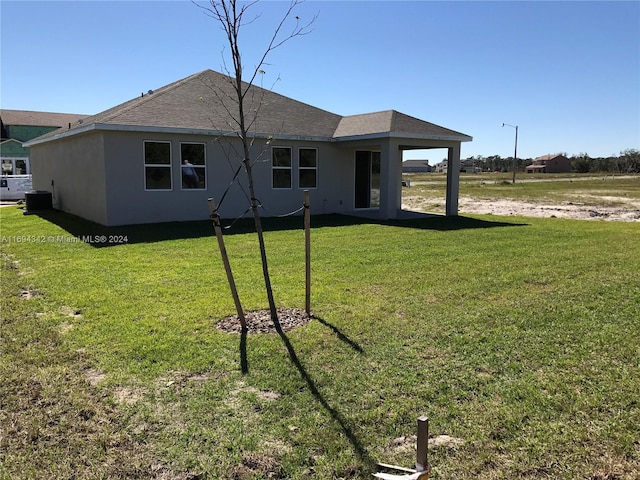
[333,110,472,220]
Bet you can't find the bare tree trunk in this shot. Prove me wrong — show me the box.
[199,0,316,324]
[231,33,279,323]
[243,157,279,322]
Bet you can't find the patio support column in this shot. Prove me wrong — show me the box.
[445,143,461,216]
[379,138,401,220]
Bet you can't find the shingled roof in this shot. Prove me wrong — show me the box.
[26,69,471,145]
[534,153,567,161]
[334,110,470,141]
[0,109,88,128]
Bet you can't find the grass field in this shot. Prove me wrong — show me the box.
[1,179,639,479]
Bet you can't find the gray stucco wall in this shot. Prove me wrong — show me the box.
[30,128,458,226]
[100,131,355,226]
[30,131,108,225]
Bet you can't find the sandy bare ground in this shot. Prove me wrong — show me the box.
[403,194,640,222]
[457,196,640,221]
[402,175,640,221]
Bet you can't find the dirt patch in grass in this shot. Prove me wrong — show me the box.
[60,305,83,318]
[114,386,145,405]
[216,307,312,334]
[230,453,286,479]
[18,289,41,299]
[84,367,107,386]
[389,434,466,454]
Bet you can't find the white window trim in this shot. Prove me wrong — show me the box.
[298,147,318,190]
[143,140,173,191]
[180,142,207,190]
[272,146,293,190]
[1,157,30,175]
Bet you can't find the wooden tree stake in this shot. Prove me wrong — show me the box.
[304,190,311,315]
[208,198,246,329]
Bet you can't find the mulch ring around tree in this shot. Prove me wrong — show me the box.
[216,307,312,334]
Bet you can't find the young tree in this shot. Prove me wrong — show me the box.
[572,153,591,173]
[197,0,315,323]
[619,148,640,173]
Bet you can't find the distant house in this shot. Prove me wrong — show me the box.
[1,109,87,199]
[434,160,447,173]
[433,158,477,174]
[402,160,431,173]
[460,158,479,173]
[525,154,571,173]
[25,70,472,226]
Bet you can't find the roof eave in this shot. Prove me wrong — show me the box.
[1,138,24,146]
[23,122,336,146]
[333,131,473,143]
[23,123,97,147]
[25,123,473,147]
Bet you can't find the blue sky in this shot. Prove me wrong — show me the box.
[1,1,638,163]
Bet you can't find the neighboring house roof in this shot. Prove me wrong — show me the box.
[0,109,88,128]
[25,69,472,146]
[0,139,23,146]
[402,160,430,168]
[534,153,567,161]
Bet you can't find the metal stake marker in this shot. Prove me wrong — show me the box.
[375,416,431,478]
[416,416,429,472]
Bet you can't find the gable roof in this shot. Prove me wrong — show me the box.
[0,138,23,146]
[0,109,88,128]
[25,69,472,146]
[535,153,568,161]
[402,159,431,167]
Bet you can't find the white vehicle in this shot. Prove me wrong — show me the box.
[1,157,32,200]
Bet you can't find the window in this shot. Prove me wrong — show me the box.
[272,147,292,189]
[15,159,27,175]
[1,159,13,175]
[144,141,172,190]
[299,148,317,189]
[180,143,206,189]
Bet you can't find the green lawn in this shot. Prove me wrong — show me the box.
[1,202,639,479]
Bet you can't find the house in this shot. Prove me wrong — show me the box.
[525,154,571,173]
[25,70,472,226]
[460,158,479,173]
[402,160,431,173]
[1,109,87,199]
[434,160,447,173]
[433,158,478,174]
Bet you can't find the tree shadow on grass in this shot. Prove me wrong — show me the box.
[269,315,376,472]
[313,315,364,354]
[29,209,527,248]
[240,327,248,375]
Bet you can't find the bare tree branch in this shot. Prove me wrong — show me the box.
[194,0,316,323]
